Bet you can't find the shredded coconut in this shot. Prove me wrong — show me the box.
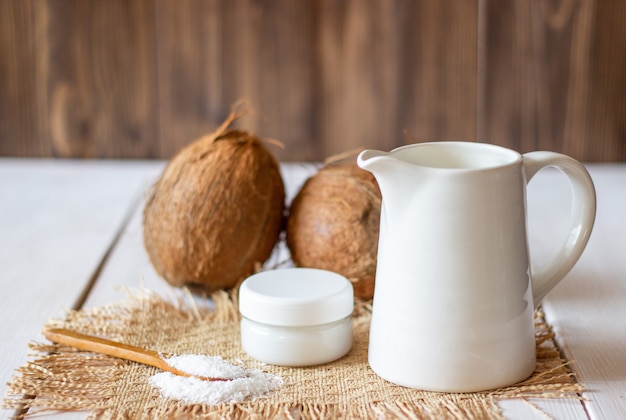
[149,354,282,404]
[164,354,247,379]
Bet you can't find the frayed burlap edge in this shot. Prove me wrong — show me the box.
[3,287,583,420]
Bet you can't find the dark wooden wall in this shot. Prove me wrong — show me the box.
[1,0,624,162]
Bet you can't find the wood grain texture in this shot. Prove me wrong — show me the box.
[45,0,158,158]
[316,0,478,158]
[0,0,50,156]
[585,1,626,161]
[0,0,158,158]
[0,0,624,161]
[154,0,316,160]
[478,0,626,161]
[152,0,476,161]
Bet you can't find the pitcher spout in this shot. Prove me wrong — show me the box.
[357,149,391,173]
[358,148,420,206]
[358,148,418,179]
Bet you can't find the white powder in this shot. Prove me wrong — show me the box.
[149,354,282,405]
[164,354,248,379]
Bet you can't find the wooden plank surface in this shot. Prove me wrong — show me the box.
[530,165,626,419]
[2,0,624,162]
[44,0,159,158]
[478,0,626,161]
[0,0,50,156]
[153,0,478,161]
[315,0,478,158]
[0,159,163,420]
[0,0,158,158]
[154,0,317,161]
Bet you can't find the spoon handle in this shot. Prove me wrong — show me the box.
[44,328,224,381]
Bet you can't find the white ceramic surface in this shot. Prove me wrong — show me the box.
[239,268,354,366]
[357,142,596,392]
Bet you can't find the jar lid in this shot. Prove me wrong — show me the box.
[239,268,354,327]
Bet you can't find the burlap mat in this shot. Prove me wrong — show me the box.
[3,287,582,419]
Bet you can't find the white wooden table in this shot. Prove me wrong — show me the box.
[0,158,624,419]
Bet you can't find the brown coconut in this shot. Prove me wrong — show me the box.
[286,158,381,300]
[143,114,285,293]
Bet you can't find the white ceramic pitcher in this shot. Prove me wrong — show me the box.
[357,141,596,392]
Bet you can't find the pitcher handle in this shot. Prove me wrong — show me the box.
[523,152,596,308]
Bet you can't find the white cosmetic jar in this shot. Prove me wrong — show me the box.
[239,268,354,367]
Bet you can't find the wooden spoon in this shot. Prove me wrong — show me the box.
[45,328,233,382]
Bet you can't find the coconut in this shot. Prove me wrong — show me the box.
[286,158,381,300]
[143,113,285,293]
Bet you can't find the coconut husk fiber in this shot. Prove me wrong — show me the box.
[3,287,583,419]
[287,159,381,300]
[143,111,285,293]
